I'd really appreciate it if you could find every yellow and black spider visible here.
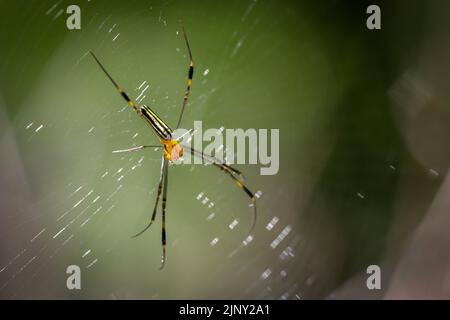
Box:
[90,26,257,269]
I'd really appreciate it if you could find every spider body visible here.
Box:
[137,104,184,161]
[90,26,257,269]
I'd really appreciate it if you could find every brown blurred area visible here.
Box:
[330,1,450,299]
[2,0,450,299]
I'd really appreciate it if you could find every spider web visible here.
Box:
[0,0,339,299]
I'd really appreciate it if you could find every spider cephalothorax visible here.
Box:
[162,139,184,162]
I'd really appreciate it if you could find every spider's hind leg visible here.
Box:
[184,146,257,236]
[159,160,169,270]
[132,157,166,238]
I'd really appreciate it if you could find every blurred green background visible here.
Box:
[1,0,449,299]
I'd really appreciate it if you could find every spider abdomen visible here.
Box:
[140,105,173,140]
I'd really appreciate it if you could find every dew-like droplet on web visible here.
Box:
[261,268,272,280]
[429,168,439,177]
[280,246,294,260]
[82,249,91,258]
[229,219,239,229]
[210,237,219,246]
[266,216,279,231]
[243,235,253,246]
[270,225,292,249]
[86,258,98,269]
[108,24,117,33]
[35,124,44,132]
[137,81,146,90]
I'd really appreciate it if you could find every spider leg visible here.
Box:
[184,146,257,235]
[185,145,245,180]
[175,25,194,129]
[112,145,162,154]
[89,51,140,113]
[132,156,166,238]
[159,160,169,270]
[177,129,243,178]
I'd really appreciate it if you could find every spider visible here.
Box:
[90,26,257,269]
